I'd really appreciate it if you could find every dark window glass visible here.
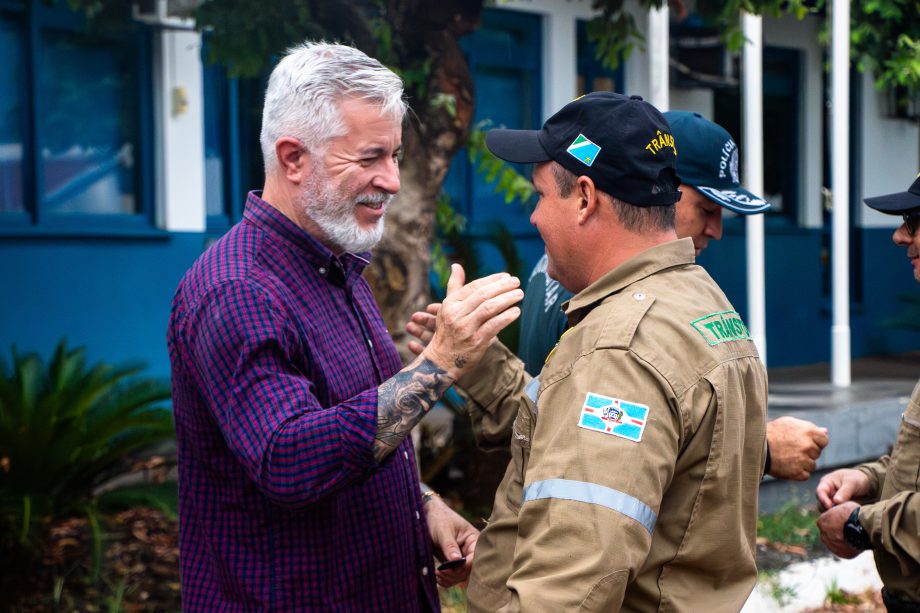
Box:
[203,60,228,217]
[577,19,624,95]
[38,29,139,215]
[0,14,24,213]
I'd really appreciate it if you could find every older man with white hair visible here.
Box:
[167,42,523,611]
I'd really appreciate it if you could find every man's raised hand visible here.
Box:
[420,264,522,380]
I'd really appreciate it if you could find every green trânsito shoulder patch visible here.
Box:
[691,310,752,346]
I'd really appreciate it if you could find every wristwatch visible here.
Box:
[843,507,871,551]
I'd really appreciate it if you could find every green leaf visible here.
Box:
[0,340,173,553]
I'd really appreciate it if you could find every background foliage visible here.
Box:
[0,341,172,562]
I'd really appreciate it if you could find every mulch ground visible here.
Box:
[4,508,180,612]
[2,509,890,612]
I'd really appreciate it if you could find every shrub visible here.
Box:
[0,340,173,557]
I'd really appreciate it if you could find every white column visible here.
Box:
[742,12,767,365]
[648,5,669,111]
[541,10,579,119]
[831,0,851,386]
[154,29,206,232]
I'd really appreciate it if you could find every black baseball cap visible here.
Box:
[664,111,770,215]
[864,174,920,214]
[485,92,681,207]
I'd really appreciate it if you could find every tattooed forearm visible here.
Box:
[373,358,454,462]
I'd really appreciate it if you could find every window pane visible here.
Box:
[203,59,227,218]
[0,15,25,214]
[38,29,139,215]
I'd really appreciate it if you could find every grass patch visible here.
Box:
[758,503,819,548]
[439,585,468,612]
[758,569,797,606]
[97,483,179,521]
[825,579,862,605]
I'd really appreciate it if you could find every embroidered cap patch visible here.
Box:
[566,134,601,167]
[578,392,649,443]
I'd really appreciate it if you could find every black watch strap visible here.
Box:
[843,507,871,551]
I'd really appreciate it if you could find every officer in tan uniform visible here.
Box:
[817,174,920,612]
[430,92,768,611]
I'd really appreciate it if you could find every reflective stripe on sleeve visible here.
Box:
[525,376,540,413]
[522,478,657,534]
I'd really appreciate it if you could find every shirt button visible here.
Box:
[633,292,646,301]
[318,267,327,275]
[403,450,409,460]
[421,566,429,576]
[415,510,420,520]
[368,339,374,348]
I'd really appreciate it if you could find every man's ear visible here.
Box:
[576,175,600,225]
[275,137,308,183]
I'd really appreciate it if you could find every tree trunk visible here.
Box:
[364,1,481,362]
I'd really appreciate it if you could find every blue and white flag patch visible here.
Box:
[578,392,649,443]
[566,134,601,167]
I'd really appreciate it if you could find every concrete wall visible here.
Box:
[858,71,920,228]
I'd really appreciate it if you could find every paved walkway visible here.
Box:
[761,352,919,512]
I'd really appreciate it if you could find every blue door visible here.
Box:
[442,8,544,277]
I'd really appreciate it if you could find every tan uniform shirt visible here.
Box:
[461,239,768,612]
[856,380,920,602]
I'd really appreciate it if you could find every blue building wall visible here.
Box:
[699,221,920,367]
[2,5,918,379]
[0,233,210,378]
[1,223,916,381]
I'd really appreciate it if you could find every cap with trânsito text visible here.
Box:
[864,174,920,214]
[664,111,770,215]
[485,92,682,207]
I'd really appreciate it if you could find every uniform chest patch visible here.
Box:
[691,310,752,346]
[577,392,649,443]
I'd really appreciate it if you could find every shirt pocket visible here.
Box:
[889,401,920,491]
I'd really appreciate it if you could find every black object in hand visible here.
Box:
[436,557,467,571]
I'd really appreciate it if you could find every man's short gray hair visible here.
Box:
[260,41,407,174]
[551,162,674,232]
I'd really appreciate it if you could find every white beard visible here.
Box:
[299,167,392,254]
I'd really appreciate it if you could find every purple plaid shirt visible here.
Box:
[167,192,439,612]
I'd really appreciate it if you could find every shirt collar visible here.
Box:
[242,191,372,288]
[564,238,696,324]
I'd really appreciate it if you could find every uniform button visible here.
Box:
[318,267,327,275]
[415,510,420,520]
[403,450,409,460]
[421,566,429,576]
[633,292,646,301]
[368,339,374,348]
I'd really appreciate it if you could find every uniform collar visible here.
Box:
[564,238,695,324]
[242,191,372,289]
